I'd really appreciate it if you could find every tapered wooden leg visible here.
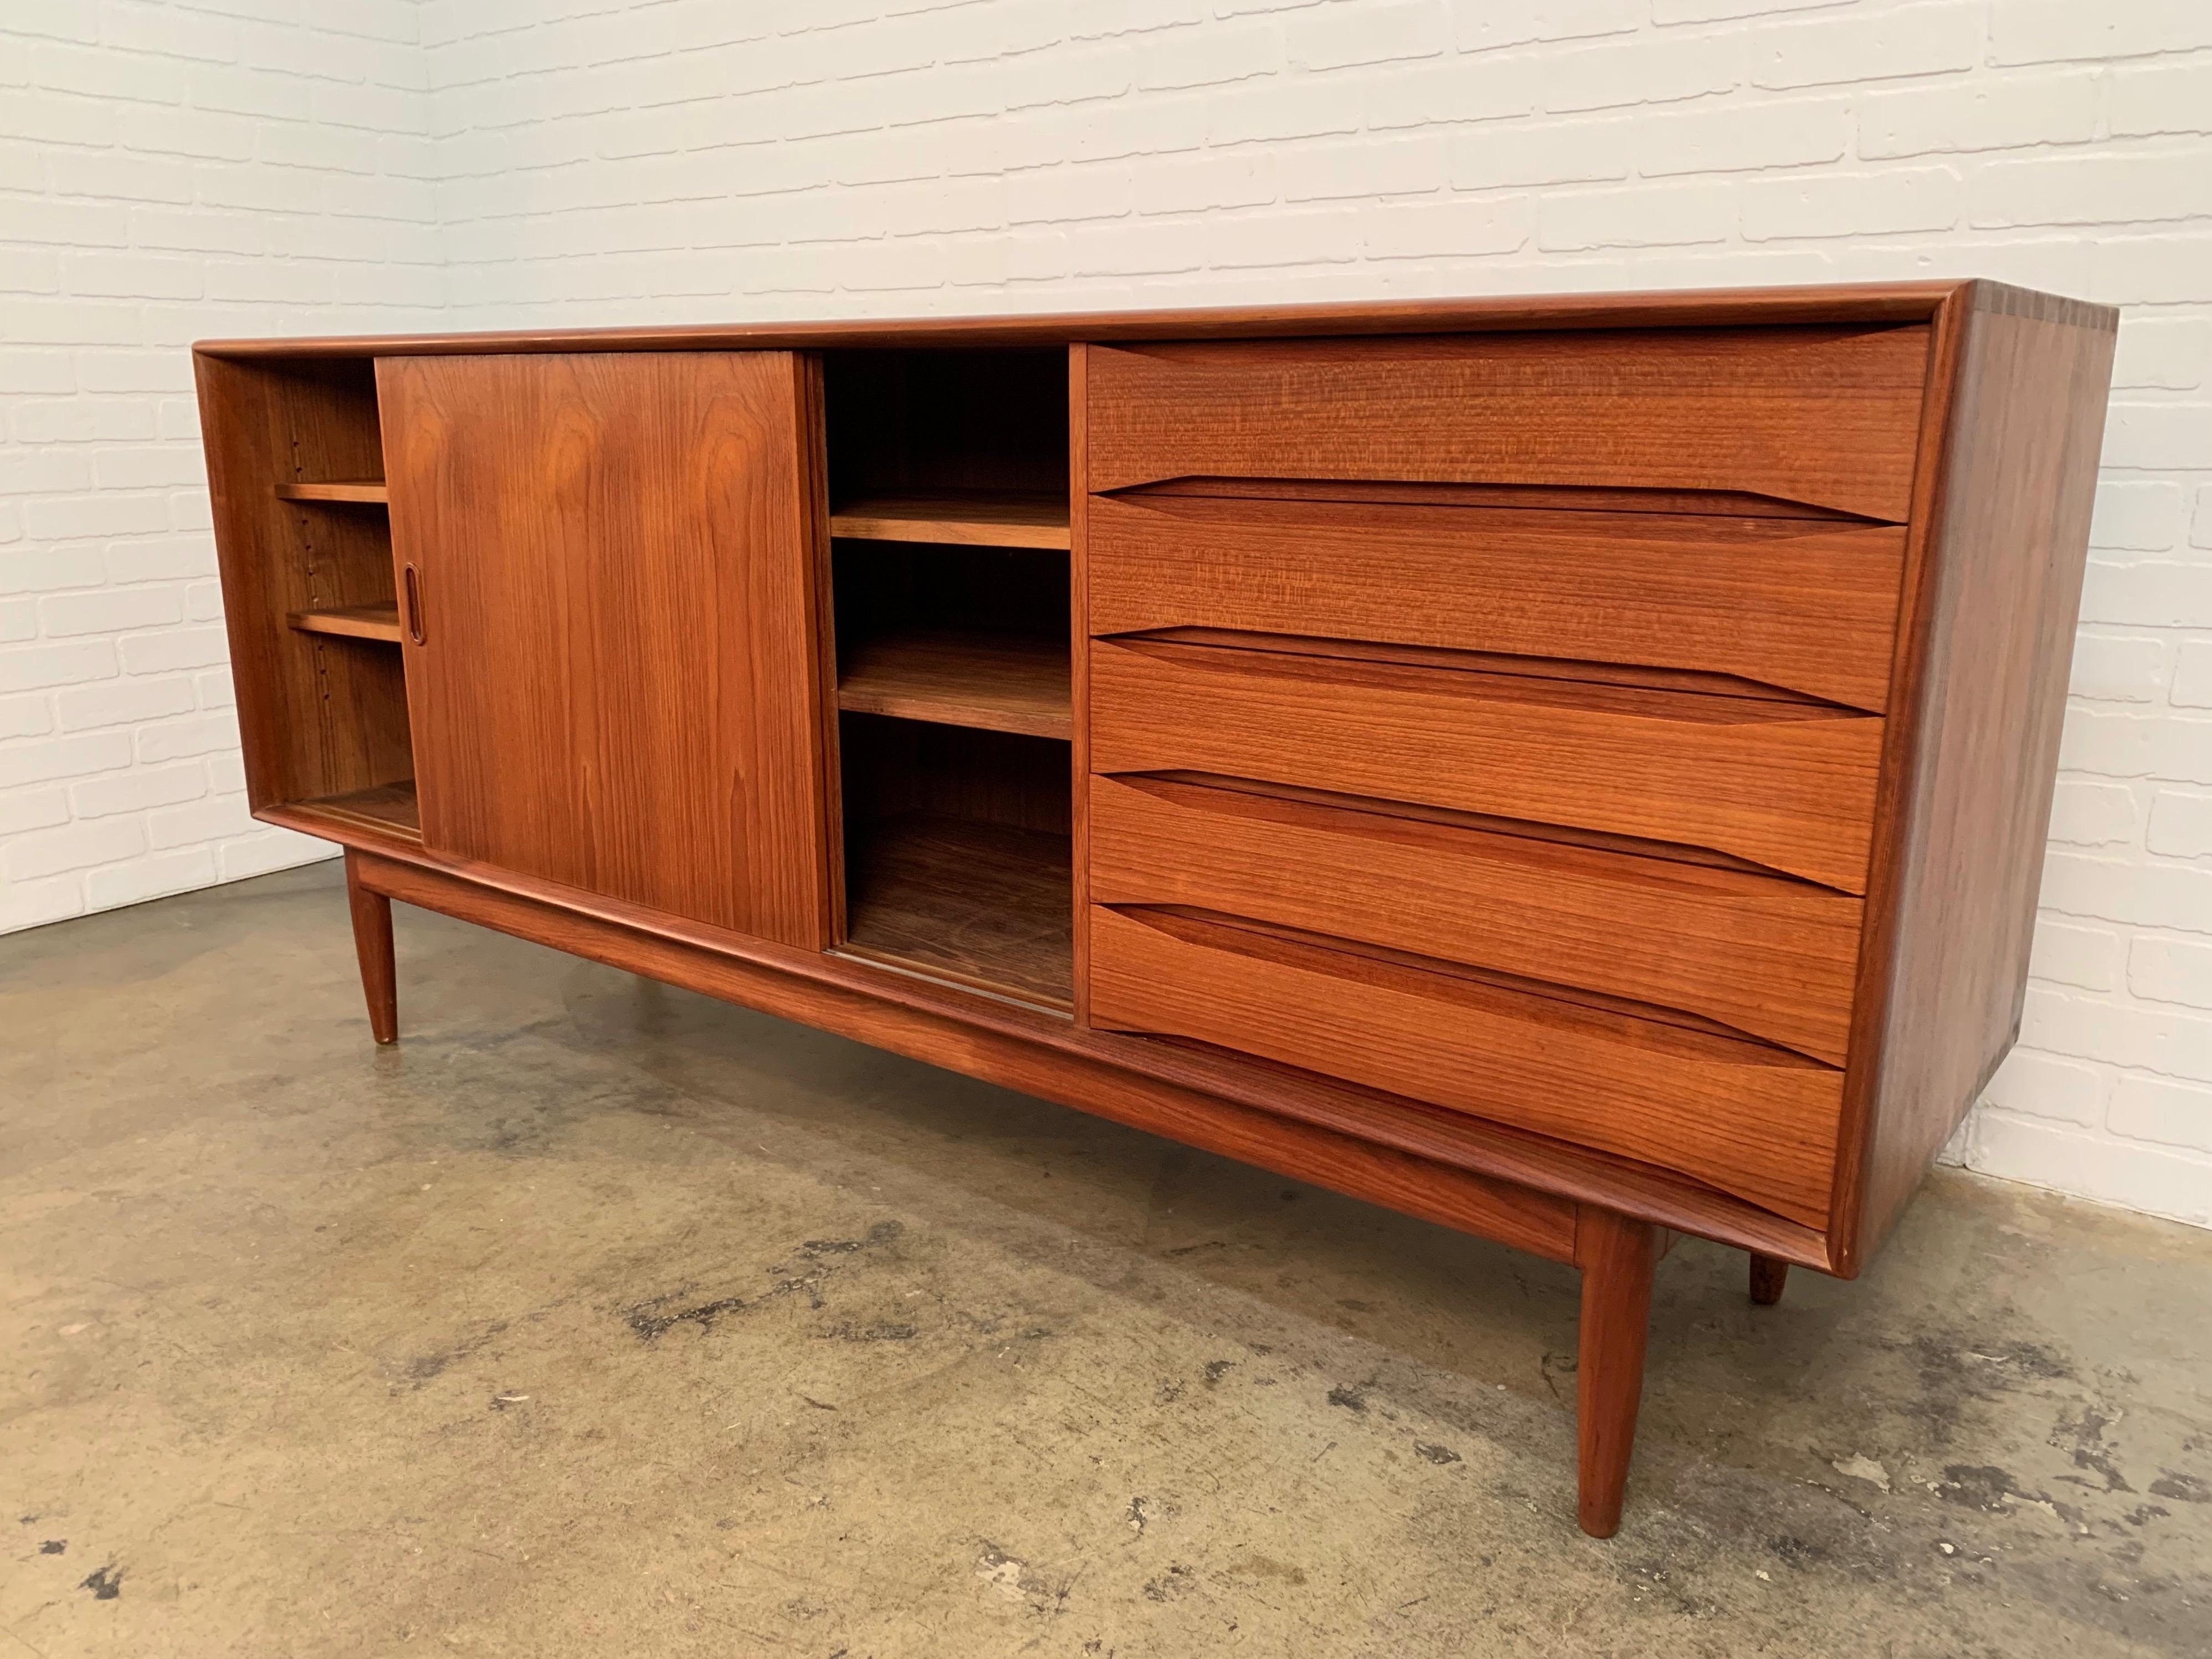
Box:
[1575,1206,1657,1538]
[345,850,398,1045]
[1748,1252,1789,1307]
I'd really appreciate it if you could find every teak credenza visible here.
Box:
[194,281,2116,1537]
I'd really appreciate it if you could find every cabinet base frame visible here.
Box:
[315,830,1829,1255]
[337,842,1811,1537]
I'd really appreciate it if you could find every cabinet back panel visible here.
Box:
[825,348,1069,501]
[839,715,1072,836]
[832,541,1069,648]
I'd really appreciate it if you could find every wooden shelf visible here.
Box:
[841,813,1072,1008]
[830,491,1070,550]
[838,629,1071,740]
[288,603,402,644]
[275,480,388,505]
[292,780,420,843]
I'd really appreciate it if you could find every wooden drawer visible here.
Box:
[1089,775,1863,1065]
[1088,639,1884,893]
[1086,493,1906,712]
[1090,905,1843,1227]
[1085,327,1932,521]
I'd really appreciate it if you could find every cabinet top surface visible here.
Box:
[193,278,2112,360]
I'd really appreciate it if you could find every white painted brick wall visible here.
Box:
[6,1,2211,1230]
[0,0,445,934]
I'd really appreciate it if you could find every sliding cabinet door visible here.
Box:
[377,352,833,948]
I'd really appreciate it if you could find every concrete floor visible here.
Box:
[3,863,2209,1658]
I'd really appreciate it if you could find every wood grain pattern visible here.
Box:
[1086,327,1932,521]
[1090,774,1862,1062]
[288,602,401,643]
[830,491,1070,549]
[377,350,833,946]
[1129,628,1840,710]
[352,846,1583,1264]
[345,848,398,1044]
[294,780,420,843]
[1133,475,1871,521]
[1089,904,1843,1226]
[1087,493,1906,711]
[197,279,1999,360]
[1090,637,1884,893]
[275,480,388,504]
[841,813,1073,1008]
[1833,283,2119,1269]
[194,353,414,814]
[837,629,1072,739]
[1576,1208,1658,1538]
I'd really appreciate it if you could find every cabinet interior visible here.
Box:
[215,343,1078,1004]
[824,347,1074,1009]
[212,354,417,841]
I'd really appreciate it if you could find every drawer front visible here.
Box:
[1089,639,1885,893]
[1090,905,1843,1227]
[1087,494,1906,712]
[1090,775,1863,1065]
[1085,327,1931,521]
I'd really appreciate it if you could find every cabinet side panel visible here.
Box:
[199,351,302,811]
[1845,287,2117,1266]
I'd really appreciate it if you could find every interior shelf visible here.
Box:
[288,603,401,643]
[293,780,420,843]
[841,813,1073,1008]
[825,347,1074,1008]
[838,629,1072,740]
[275,480,388,504]
[830,491,1070,550]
